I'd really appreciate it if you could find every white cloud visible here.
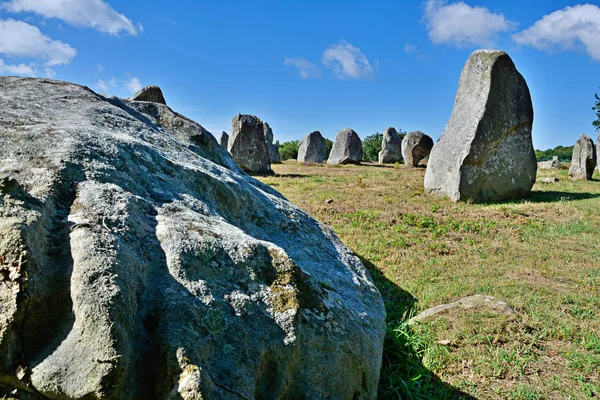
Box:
[404,43,418,53]
[3,0,142,36]
[126,77,142,93]
[321,40,375,80]
[423,0,516,47]
[0,18,76,66]
[513,4,600,61]
[0,59,35,75]
[43,67,56,78]
[283,57,320,79]
[95,79,108,91]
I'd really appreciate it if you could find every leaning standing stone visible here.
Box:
[263,122,281,164]
[327,128,363,165]
[128,85,167,105]
[402,131,434,167]
[424,50,537,202]
[228,114,271,173]
[298,131,327,163]
[219,131,229,148]
[378,127,402,164]
[569,134,597,180]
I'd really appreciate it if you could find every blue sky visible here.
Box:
[1,0,599,150]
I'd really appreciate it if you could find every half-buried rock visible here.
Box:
[0,77,386,400]
[263,122,282,164]
[402,131,433,167]
[424,50,536,202]
[228,114,272,173]
[378,127,402,164]
[129,84,167,105]
[298,131,327,163]
[568,134,597,180]
[327,128,363,165]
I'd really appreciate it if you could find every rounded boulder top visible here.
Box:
[128,85,167,105]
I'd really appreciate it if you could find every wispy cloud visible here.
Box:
[423,0,516,47]
[94,79,108,91]
[283,57,320,79]
[0,59,35,75]
[126,77,142,93]
[513,4,600,62]
[2,0,142,36]
[321,40,375,80]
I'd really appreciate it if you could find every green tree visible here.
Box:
[362,133,383,162]
[279,140,299,161]
[325,138,333,159]
[593,88,600,132]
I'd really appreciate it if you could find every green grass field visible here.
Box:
[258,162,600,400]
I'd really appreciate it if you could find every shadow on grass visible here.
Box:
[527,190,600,203]
[358,256,478,400]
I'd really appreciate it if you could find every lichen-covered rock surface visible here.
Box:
[0,77,386,400]
[424,50,537,202]
[228,114,272,174]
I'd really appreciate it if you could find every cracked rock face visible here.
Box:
[424,50,537,202]
[568,134,597,180]
[378,127,402,164]
[228,114,272,174]
[327,128,363,165]
[0,77,386,399]
[297,131,327,163]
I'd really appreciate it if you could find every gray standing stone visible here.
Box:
[424,50,537,202]
[378,127,402,164]
[402,131,434,167]
[228,114,272,173]
[219,131,229,148]
[539,156,560,170]
[263,122,281,164]
[298,131,327,163]
[569,134,597,180]
[327,128,363,165]
[0,77,386,400]
[597,133,600,174]
[128,85,166,105]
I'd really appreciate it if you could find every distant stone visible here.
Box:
[408,295,514,324]
[228,114,271,173]
[263,122,281,164]
[298,131,327,163]
[539,177,558,183]
[327,128,363,165]
[128,85,166,105]
[569,134,597,180]
[219,131,229,148]
[539,156,560,170]
[378,127,402,164]
[424,50,537,202]
[402,131,434,167]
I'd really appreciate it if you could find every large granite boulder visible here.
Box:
[327,128,363,165]
[263,122,281,164]
[219,131,229,148]
[228,114,272,173]
[129,85,167,105]
[0,77,386,400]
[569,134,597,180]
[402,131,434,167]
[378,127,402,164]
[298,131,327,163]
[424,50,537,202]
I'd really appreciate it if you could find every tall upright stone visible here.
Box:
[327,128,363,165]
[424,50,536,202]
[128,85,166,105]
[402,131,434,167]
[228,114,271,173]
[378,127,402,164]
[569,134,597,180]
[597,133,600,174]
[219,131,229,148]
[263,122,281,164]
[298,131,327,163]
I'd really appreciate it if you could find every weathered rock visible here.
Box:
[378,127,402,164]
[327,128,363,165]
[263,122,281,164]
[219,131,229,148]
[297,131,327,163]
[538,177,559,183]
[569,134,597,180]
[408,295,514,324]
[598,134,600,174]
[228,114,272,173]
[424,50,537,202]
[0,77,386,400]
[128,85,167,105]
[539,156,561,170]
[401,131,433,167]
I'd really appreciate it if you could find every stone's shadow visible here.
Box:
[357,255,479,400]
[527,190,600,204]
[271,173,315,179]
